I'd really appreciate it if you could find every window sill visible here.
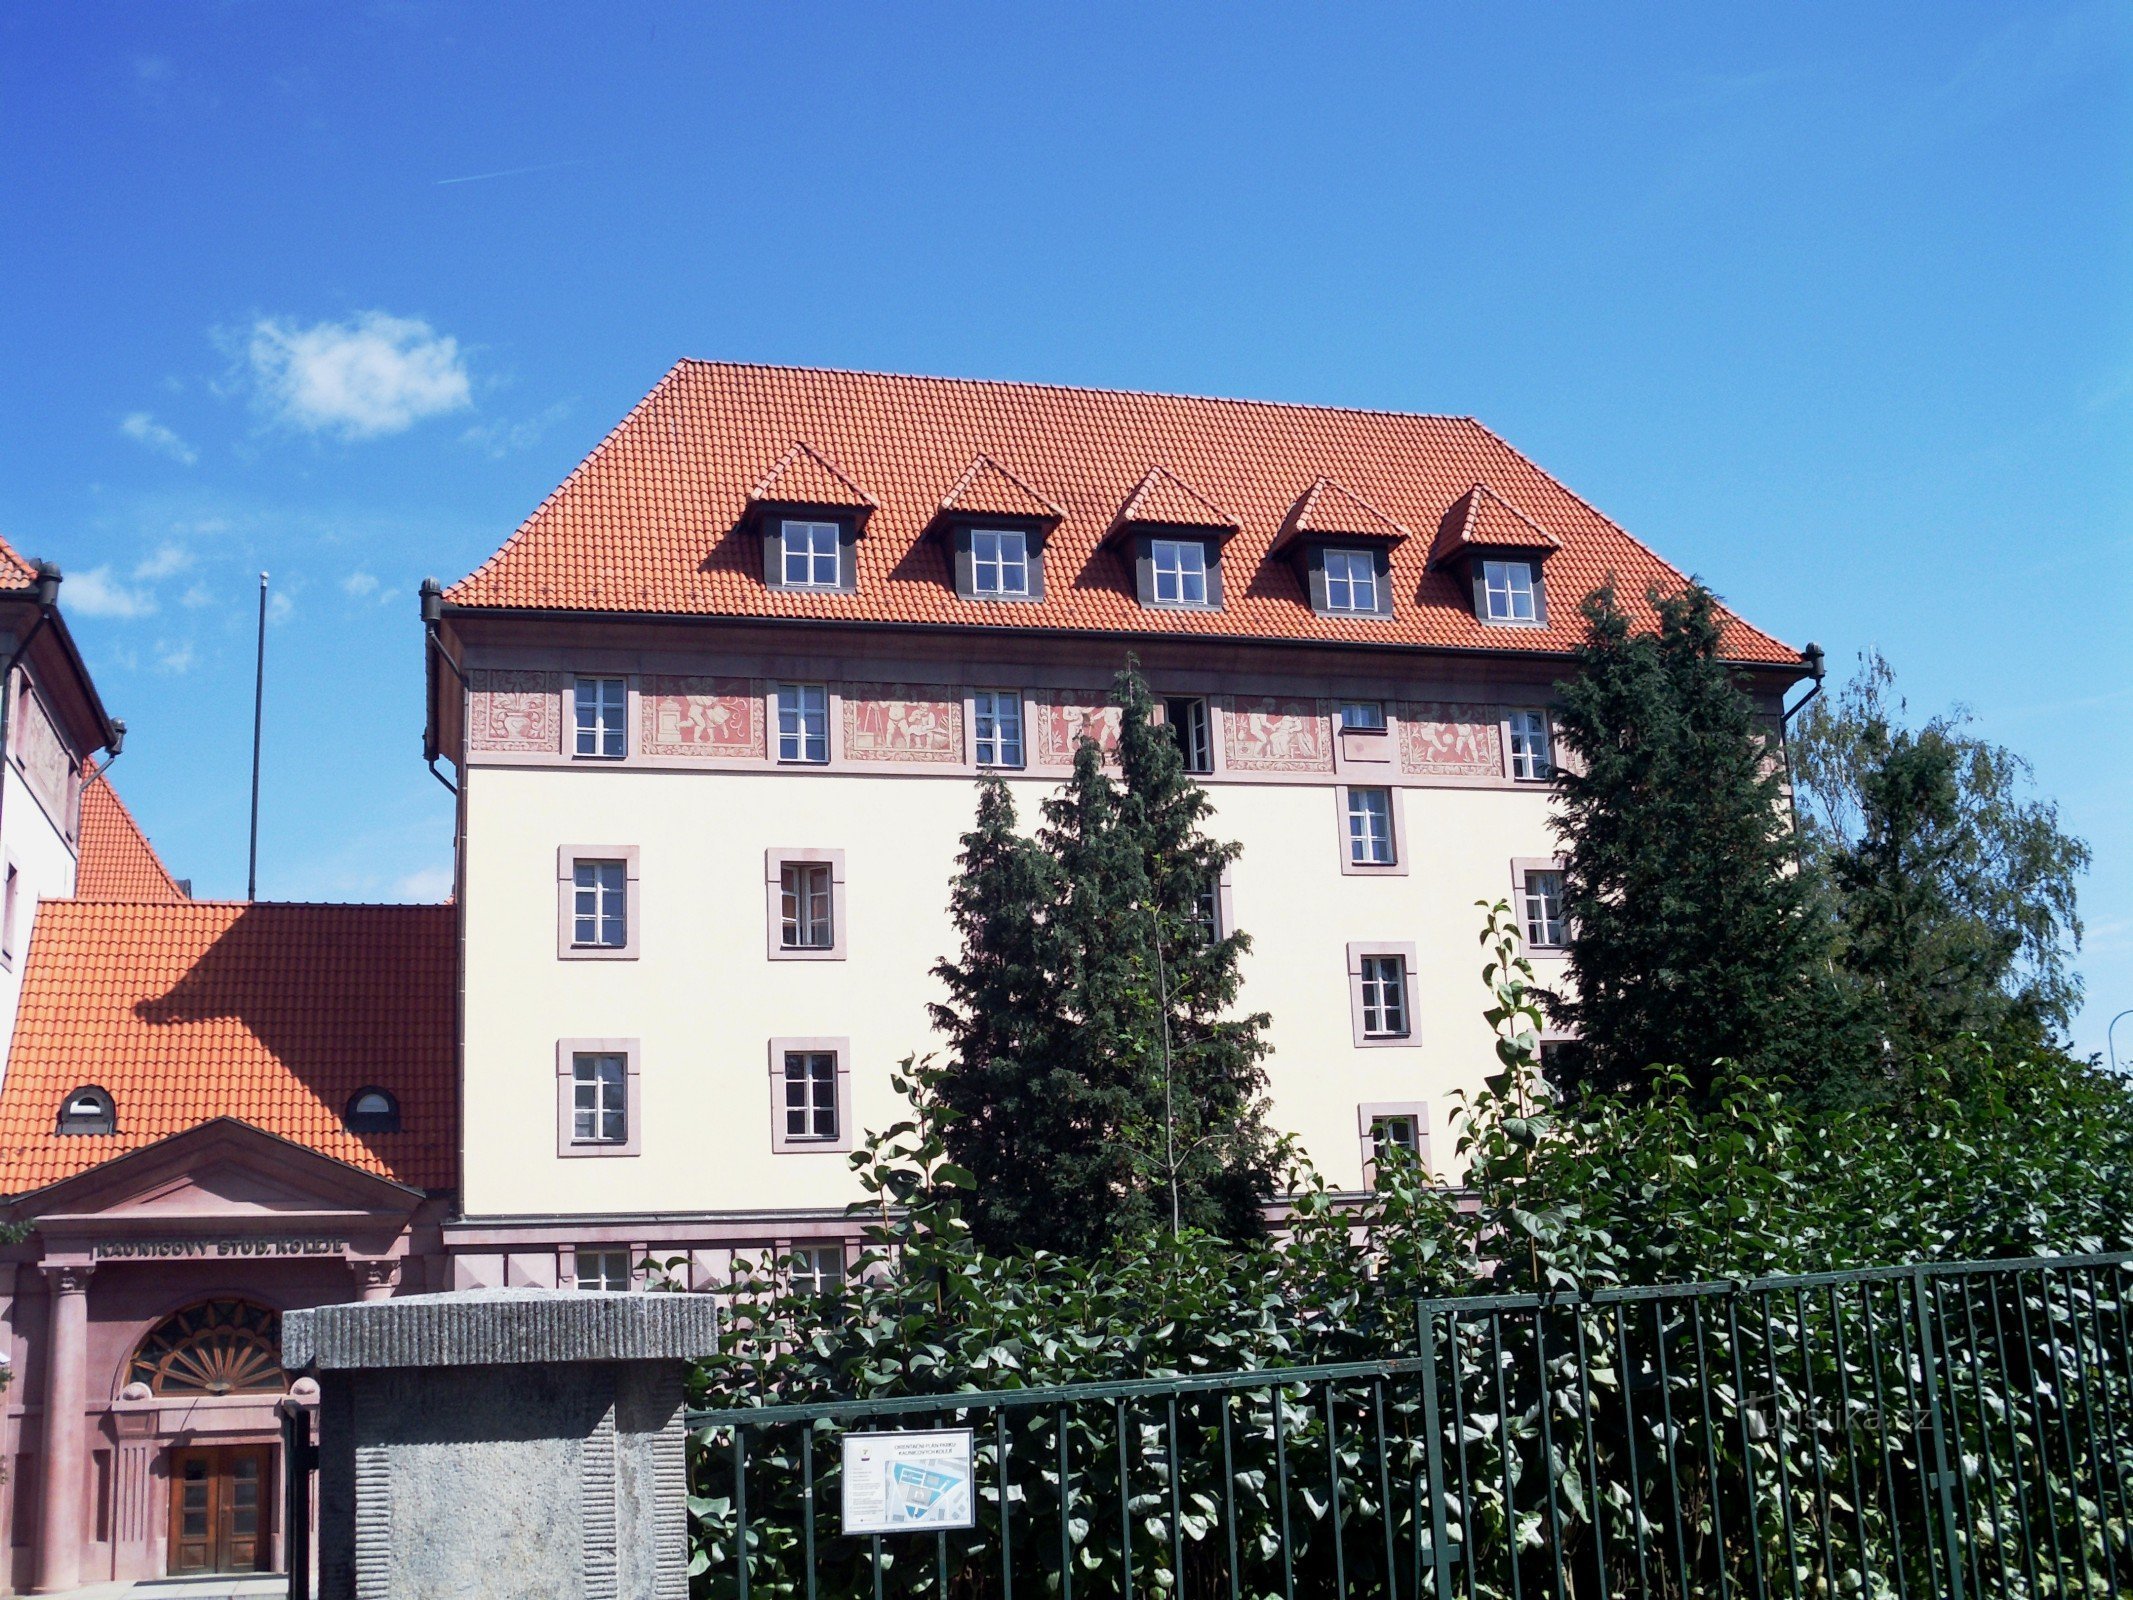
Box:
[1478,616,1549,630]
[769,943,846,962]
[559,1142,640,1159]
[561,944,639,962]
[1356,1032,1421,1049]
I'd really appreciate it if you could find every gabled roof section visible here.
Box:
[0,900,456,1195]
[938,454,1064,524]
[1111,465,1239,537]
[1430,483,1564,567]
[442,362,1802,664]
[0,532,41,589]
[76,766,184,902]
[1272,476,1412,555]
[749,441,877,513]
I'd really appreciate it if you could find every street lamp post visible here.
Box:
[2108,1008,2133,1078]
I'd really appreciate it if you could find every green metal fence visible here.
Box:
[686,1251,2133,1599]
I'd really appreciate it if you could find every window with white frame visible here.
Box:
[776,683,830,763]
[1337,700,1386,733]
[572,860,628,949]
[1508,710,1554,781]
[576,1249,632,1293]
[783,1051,840,1143]
[788,1245,846,1296]
[574,677,627,759]
[973,690,1024,767]
[780,862,835,951]
[571,1053,629,1146]
[1480,560,1539,624]
[1358,954,1411,1039]
[970,528,1030,598]
[780,519,843,589]
[1189,878,1222,945]
[1322,548,1380,614]
[1149,539,1209,605]
[1370,1113,1421,1164]
[1522,869,1567,949]
[1163,696,1212,773]
[1346,787,1395,866]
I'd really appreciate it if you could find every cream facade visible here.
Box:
[441,626,1603,1276]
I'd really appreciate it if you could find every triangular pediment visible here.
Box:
[7,1117,424,1227]
[748,441,877,512]
[1429,483,1561,567]
[937,454,1063,523]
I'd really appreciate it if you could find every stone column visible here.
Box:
[284,1288,718,1600]
[32,1261,93,1595]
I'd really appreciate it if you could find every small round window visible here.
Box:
[344,1087,399,1134]
[57,1085,115,1136]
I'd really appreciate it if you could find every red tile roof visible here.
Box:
[1430,482,1564,567]
[1112,464,1240,535]
[0,533,38,589]
[0,901,457,1194]
[750,441,876,511]
[445,362,1800,665]
[939,454,1064,523]
[1275,476,1412,554]
[76,768,185,903]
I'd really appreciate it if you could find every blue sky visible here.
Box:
[2,4,2128,1059]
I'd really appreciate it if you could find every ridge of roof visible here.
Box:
[0,532,40,588]
[750,440,878,509]
[938,454,1064,522]
[671,356,1480,427]
[1113,465,1239,532]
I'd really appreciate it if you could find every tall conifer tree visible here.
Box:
[931,666,1278,1253]
[1547,583,1839,1099]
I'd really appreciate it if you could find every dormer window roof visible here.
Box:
[933,455,1063,603]
[1272,478,1411,620]
[1270,477,1412,554]
[751,443,875,595]
[1427,482,1561,568]
[1102,467,1238,611]
[748,441,877,522]
[938,454,1063,525]
[1105,466,1239,545]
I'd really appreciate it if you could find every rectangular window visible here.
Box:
[1359,955,1410,1038]
[1370,1114,1420,1163]
[1522,869,1567,949]
[776,684,830,763]
[783,1051,840,1143]
[1481,560,1539,623]
[1322,548,1380,614]
[573,677,627,759]
[1189,878,1222,945]
[1337,700,1386,733]
[571,1053,629,1145]
[969,528,1030,597]
[780,519,843,589]
[572,861,628,948]
[788,1245,846,1297]
[1163,696,1212,773]
[1149,539,1209,606]
[780,862,835,950]
[576,1249,632,1293]
[1508,710,1554,780]
[1346,787,1395,865]
[972,690,1024,768]
[1,862,18,965]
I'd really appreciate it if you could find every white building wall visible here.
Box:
[0,713,80,1079]
[457,762,1566,1219]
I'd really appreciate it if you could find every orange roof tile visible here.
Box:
[76,768,184,903]
[445,362,1801,665]
[1430,482,1564,566]
[750,441,877,511]
[1112,464,1240,534]
[0,901,456,1194]
[0,533,39,589]
[1272,476,1412,555]
[938,454,1064,523]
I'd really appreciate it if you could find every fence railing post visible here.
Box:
[1417,1304,1454,1600]
[1911,1267,1968,1600]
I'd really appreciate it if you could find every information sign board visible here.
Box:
[840,1429,976,1535]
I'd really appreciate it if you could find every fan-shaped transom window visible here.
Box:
[129,1300,284,1396]
[344,1087,400,1134]
[57,1084,115,1136]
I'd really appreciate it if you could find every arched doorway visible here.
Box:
[128,1299,284,1575]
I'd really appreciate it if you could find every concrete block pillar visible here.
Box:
[283,1288,718,1600]
[32,1261,93,1595]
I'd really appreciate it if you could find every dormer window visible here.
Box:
[345,1087,401,1134]
[1321,549,1380,614]
[779,519,843,589]
[1149,539,1210,606]
[1480,559,1542,625]
[58,1084,115,1136]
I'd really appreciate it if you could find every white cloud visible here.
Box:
[120,411,197,465]
[134,543,193,580]
[180,581,216,609]
[341,571,379,598]
[65,566,158,619]
[461,400,570,459]
[246,311,472,440]
[266,590,294,624]
[393,865,454,902]
[154,640,197,676]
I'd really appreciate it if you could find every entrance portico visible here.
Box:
[1,1119,444,1593]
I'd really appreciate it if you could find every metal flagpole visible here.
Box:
[247,572,267,901]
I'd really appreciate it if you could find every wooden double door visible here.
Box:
[168,1444,272,1575]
